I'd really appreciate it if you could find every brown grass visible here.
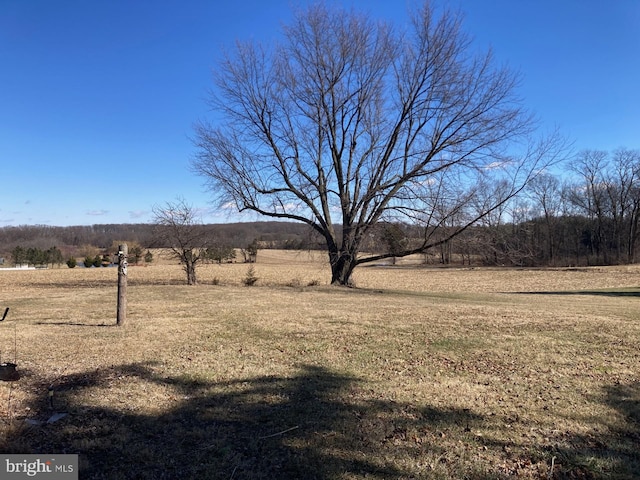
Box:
[0,252,639,479]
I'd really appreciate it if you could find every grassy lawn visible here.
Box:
[0,254,639,479]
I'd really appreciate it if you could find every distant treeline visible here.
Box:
[420,215,640,268]
[0,222,325,261]
[1,213,640,269]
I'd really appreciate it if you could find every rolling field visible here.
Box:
[0,251,639,479]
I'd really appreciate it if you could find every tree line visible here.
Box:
[0,222,320,251]
[0,222,321,264]
[3,148,640,272]
[487,148,640,267]
[377,148,640,267]
[8,245,64,268]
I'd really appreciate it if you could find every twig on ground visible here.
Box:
[548,455,556,479]
[258,425,299,439]
[229,465,238,480]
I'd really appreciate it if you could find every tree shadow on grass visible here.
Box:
[543,381,640,479]
[4,363,640,479]
[512,289,640,298]
[1,362,487,479]
[33,322,114,327]
[599,382,640,473]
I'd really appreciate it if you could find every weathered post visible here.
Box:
[117,244,128,326]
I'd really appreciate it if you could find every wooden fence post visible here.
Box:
[117,244,128,326]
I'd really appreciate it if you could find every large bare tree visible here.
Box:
[192,2,566,285]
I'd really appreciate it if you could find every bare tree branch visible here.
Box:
[192,2,569,285]
[152,197,210,285]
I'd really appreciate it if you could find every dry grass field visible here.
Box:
[0,250,638,479]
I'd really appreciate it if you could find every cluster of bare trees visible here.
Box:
[531,148,640,265]
[151,198,261,285]
[567,149,640,263]
[397,148,640,267]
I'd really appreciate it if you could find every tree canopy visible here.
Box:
[192,2,566,285]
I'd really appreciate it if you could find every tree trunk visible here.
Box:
[329,250,357,286]
[628,206,640,263]
[185,262,197,285]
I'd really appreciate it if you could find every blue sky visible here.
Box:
[1,1,638,227]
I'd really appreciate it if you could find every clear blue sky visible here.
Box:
[1,0,638,227]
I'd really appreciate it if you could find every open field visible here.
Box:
[0,251,639,479]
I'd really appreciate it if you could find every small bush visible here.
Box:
[83,256,94,268]
[92,256,102,268]
[66,257,77,269]
[242,266,259,286]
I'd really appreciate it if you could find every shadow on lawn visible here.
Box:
[2,363,481,479]
[549,381,640,479]
[514,289,640,298]
[34,322,114,327]
[4,364,639,479]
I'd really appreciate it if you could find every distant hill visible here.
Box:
[0,222,325,259]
